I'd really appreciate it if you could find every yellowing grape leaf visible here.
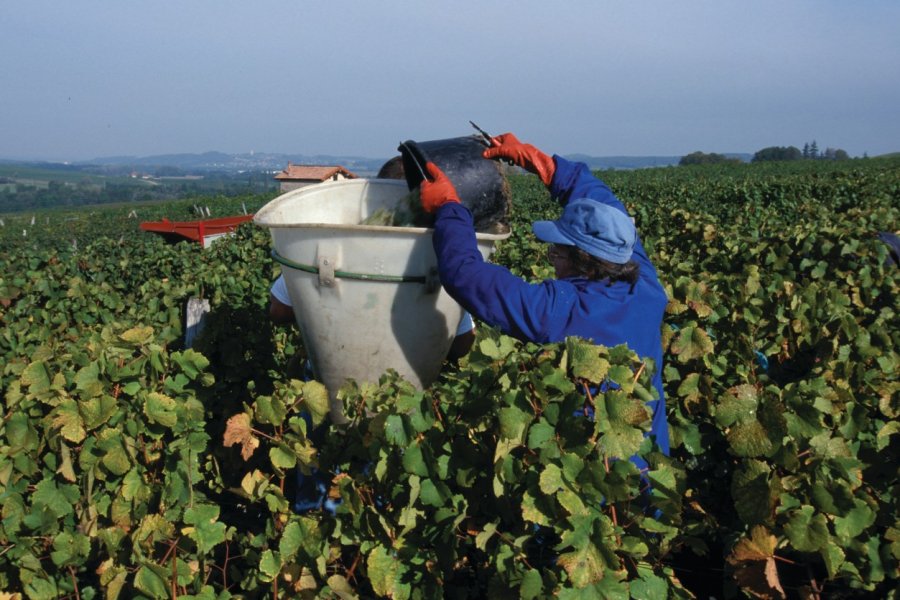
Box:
[223,412,259,460]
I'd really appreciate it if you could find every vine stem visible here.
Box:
[806,563,822,600]
[68,566,81,600]
[632,361,646,383]
[161,537,181,564]
[603,455,620,533]
[221,540,231,590]
[581,381,595,419]
[250,428,280,443]
[171,540,178,600]
[432,397,445,425]
[187,449,194,509]
[346,551,362,582]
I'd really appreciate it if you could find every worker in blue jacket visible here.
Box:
[418,132,670,469]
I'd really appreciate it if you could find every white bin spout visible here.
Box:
[254,179,509,423]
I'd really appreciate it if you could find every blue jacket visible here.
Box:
[433,156,670,459]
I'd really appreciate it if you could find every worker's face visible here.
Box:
[548,244,576,278]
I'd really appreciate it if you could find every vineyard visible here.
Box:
[0,157,898,598]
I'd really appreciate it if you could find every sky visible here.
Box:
[2,1,899,161]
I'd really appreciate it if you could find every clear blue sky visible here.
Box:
[3,1,899,161]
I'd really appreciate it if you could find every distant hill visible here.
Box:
[564,154,681,170]
[2,150,757,180]
[80,151,756,175]
[82,151,389,176]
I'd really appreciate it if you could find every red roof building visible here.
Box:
[274,163,358,192]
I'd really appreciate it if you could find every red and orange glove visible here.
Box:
[419,162,461,214]
[482,132,555,187]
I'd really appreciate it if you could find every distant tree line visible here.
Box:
[679,152,743,166]
[752,141,849,162]
[680,141,852,166]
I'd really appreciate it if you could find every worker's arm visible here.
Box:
[420,161,576,343]
[269,295,295,325]
[269,275,296,325]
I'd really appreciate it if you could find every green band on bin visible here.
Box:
[271,249,429,284]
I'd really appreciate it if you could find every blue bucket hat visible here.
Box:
[532,198,636,264]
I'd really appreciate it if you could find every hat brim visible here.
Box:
[532,220,575,246]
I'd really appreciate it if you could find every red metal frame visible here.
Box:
[139,215,254,248]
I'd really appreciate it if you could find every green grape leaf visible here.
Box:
[479,337,503,359]
[876,420,900,451]
[278,521,304,562]
[669,326,714,362]
[172,348,209,379]
[784,505,829,553]
[134,563,169,599]
[301,380,329,426]
[539,463,565,495]
[732,460,774,525]
[384,414,409,446]
[475,521,498,551]
[597,391,648,459]
[74,362,103,398]
[833,499,875,542]
[81,395,118,430]
[629,564,670,600]
[402,443,428,477]
[144,392,178,428]
[520,568,544,599]
[121,468,149,502]
[619,536,649,559]
[270,444,296,470]
[677,372,703,406]
[727,421,775,457]
[557,543,604,588]
[367,545,400,598]
[521,490,552,527]
[820,541,846,579]
[101,439,131,476]
[51,531,90,567]
[120,326,154,344]
[527,419,556,449]
[183,503,226,553]
[255,395,287,426]
[566,338,610,383]
[715,384,758,428]
[21,360,51,394]
[420,478,448,507]
[499,405,532,443]
[258,549,281,582]
[32,479,76,518]
[52,399,86,443]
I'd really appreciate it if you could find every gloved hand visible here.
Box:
[419,162,461,214]
[482,133,555,186]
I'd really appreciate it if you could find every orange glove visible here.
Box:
[482,133,555,186]
[419,162,461,214]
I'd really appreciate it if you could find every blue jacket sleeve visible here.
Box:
[433,203,578,343]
